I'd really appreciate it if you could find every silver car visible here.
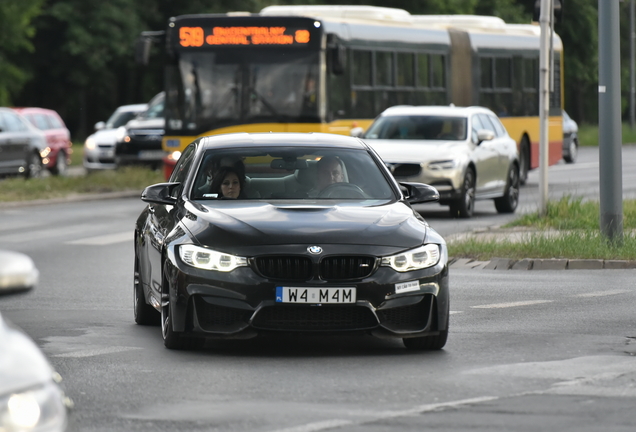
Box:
[361,105,520,218]
[83,103,148,171]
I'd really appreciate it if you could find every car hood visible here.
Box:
[88,128,119,145]
[0,312,55,395]
[182,200,428,252]
[363,138,468,163]
[125,118,164,131]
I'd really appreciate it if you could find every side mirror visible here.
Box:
[141,182,180,205]
[350,127,364,138]
[94,121,105,131]
[0,250,39,297]
[400,182,440,204]
[477,129,495,144]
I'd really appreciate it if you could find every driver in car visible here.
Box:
[307,155,346,197]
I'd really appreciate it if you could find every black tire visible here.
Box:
[50,151,67,176]
[133,252,159,325]
[519,137,530,185]
[449,168,475,218]
[403,330,448,350]
[161,269,203,350]
[25,152,43,179]
[494,163,520,213]
[563,137,578,164]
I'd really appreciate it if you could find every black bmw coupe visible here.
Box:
[134,132,449,350]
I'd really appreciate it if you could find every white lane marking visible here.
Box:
[67,231,131,245]
[0,223,98,243]
[471,300,552,309]
[267,396,499,432]
[449,310,463,314]
[51,346,142,358]
[574,289,630,298]
[273,420,353,432]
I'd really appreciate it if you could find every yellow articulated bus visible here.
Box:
[135,5,564,181]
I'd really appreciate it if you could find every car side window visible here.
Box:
[489,114,507,137]
[471,114,484,143]
[478,114,497,135]
[170,143,197,185]
[34,114,51,130]
[4,112,27,132]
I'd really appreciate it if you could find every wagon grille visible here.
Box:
[252,305,378,331]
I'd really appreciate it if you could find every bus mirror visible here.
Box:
[135,31,166,65]
[330,44,346,75]
[135,37,153,65]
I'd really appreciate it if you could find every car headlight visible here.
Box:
[427,160,457,170]
[179,245,248,272]
[84,137,96,150]
[381,244,440,272]
[0,381,68,432]
[114,126,127,142]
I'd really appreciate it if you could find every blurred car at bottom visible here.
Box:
[361,105,520,218]
[115,92,165,170]
[134,132,449,351]
[562,110,579,164]
[83,103,148,172]
[0,107,47,179]
[12,107,72,176]
[0,250,70,431]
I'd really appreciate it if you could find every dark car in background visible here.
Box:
[0,107,46,178]
[12,107,72,176]
[134,132,449,351]
[115,92,165,170]
[83,103,148,172]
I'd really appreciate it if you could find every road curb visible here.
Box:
[449,256,636,270]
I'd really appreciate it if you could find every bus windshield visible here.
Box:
[166,50,319,135]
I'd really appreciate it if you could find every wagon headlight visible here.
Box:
[179,245,247,272]
[0,382,68,431]
[84,137,96,150]
[381,244,440,272]
[427,160,457,170]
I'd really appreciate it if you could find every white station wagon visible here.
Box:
[361,105,520,218]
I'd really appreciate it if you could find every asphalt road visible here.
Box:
[1,146,635,431]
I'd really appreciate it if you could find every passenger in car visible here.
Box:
[210,166,246,199]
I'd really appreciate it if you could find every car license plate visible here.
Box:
[138,150,165,160]
[99,150,114,158]
[275,286,356,304]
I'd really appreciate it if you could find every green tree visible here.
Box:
[0,0,44,105]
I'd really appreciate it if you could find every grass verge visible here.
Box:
[0,167,163,202]
[448,196,636,261]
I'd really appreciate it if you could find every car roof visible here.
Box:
[116,103,148,112]
[11,107,60,116]
[198,132,370,150]
[378,105,496,117]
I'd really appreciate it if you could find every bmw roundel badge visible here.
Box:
[307,245,323,255]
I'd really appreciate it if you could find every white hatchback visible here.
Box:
[361,105,520,218]
[83,103,148,171]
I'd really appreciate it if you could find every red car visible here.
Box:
[13,107,72,175]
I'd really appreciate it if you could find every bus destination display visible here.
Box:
[179,26,312,47]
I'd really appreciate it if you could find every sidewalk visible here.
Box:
[447,226,636,270]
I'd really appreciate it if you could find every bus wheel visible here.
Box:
[519,137,530,185]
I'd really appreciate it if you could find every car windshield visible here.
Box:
[191,147,396,202]
[105,110,143,129]
[364,115,468,141]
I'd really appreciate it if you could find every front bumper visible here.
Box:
[163,254,450,340]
